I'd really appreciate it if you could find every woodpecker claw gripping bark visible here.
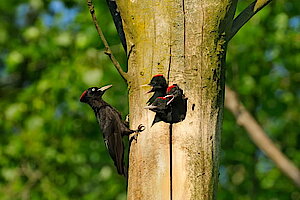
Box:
[129,124,145,141]
[137,124,146,132]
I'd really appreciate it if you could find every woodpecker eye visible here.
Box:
[91,88,96,92]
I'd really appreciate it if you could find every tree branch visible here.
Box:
[86,0,128,81]
[225,85,300,188]
[106,0,127,52]
[227,0,272,42]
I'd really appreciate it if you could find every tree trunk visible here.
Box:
[117,1,237,199]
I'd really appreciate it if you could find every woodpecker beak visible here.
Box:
[140,84,154,94]
[165,95,175,105]
[140,84,150,87]
[98,84,112,92]
[144,105,157,109]
[146,87,154,94]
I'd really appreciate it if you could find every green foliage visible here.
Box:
[220,0,300,199]
[0,0,299,199]
[0,0,128,199]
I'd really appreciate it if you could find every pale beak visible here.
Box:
[98,84,113,91]
[140,84,150,87]
[165,95,175,105]
[140,84,153,94]
[144,105,157,109]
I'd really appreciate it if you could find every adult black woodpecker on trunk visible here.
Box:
[144,74,168,105]
[80,85,144,177]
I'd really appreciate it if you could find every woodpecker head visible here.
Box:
[80,85,112,103]
[141,74,168,93]
[166,84,184,104]
[166,84,178,94]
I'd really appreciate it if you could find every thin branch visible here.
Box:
[225,85,300,188]
[227,0,272,41]
[86,0,128,81]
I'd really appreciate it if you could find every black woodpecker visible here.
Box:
[80,85,144,176]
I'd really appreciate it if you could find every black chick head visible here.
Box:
[144,74,168,105]
[148,74,168,92]
[166,84,183,97]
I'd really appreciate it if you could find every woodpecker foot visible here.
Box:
[129,124,145,141]
[137,124,145,132]
[130,132,139,141]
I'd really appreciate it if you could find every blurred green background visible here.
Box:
[0,0,299,199]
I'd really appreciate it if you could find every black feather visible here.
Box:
[80,86,143,176]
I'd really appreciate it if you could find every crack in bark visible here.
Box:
[182,0,186,64]
[167,44,172,84]
[200,2,204,71]
[169,124,173,200]
[168,14,173,200]
[153,10,156,76]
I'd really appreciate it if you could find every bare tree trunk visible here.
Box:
[116,1,237,199]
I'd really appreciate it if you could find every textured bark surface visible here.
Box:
[117,1,237,199]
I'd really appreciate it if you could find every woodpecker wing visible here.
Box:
[99,107,126,176]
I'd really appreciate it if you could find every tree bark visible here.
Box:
[117,1,237,199]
